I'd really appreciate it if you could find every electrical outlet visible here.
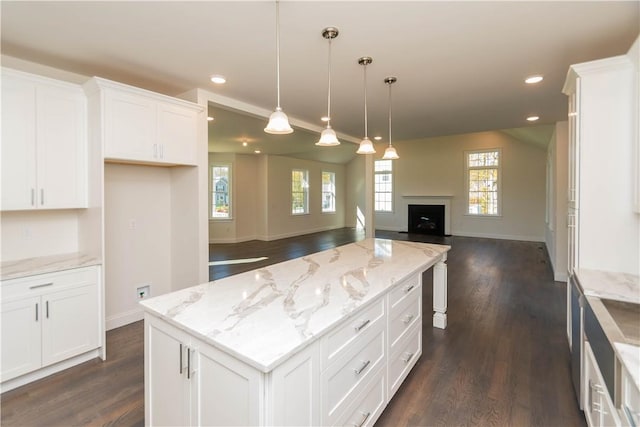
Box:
[136,284,151,300]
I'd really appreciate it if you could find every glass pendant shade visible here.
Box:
[356,137,376,154]
[265,107,293,134]
[265,0,293,135]
[316,125,340,146]
[382,145,399,160]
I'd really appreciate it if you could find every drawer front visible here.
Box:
[1,266,99,301]
[322,297,385,367]
[388,287,421,350]
[622,363,640,426]
[335,366,386,427]
[388,273,421,312]
[388,323,421,399]
[322,327,385,425]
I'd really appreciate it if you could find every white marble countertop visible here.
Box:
[615,342,640,392]
[141,238,450,373]
[576,269,640,304]
[1,252,102,281]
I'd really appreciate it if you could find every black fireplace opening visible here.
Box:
[408,204,445,236]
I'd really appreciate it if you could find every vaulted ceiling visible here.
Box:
[2,1,638,163]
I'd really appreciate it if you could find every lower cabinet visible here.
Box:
[144,273,424,426]
[0,266,102,389]
[583,341,620,427]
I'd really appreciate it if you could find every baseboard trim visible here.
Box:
[374,227,544,243]
[210,225,346,244]
[106,308,143,331]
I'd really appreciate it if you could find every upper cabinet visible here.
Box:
[563,55,639,275]
[1,68,87,211]
[84,77,202,166]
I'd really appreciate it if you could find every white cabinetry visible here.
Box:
[145,272,424,427]
[86,77,200,166]
[583,342,620,427]
[563,55,638,276]
[621,360,640,426]
[1,68,87,211]
[0,266,102,391]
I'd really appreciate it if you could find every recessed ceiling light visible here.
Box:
[254,150,261,154]
[207,116,214,121]
[321,116,330,122]
[525,75,544,84]
[242,142,248,147]
[210,75,226,84]
[527,115,540,121]
[373,136,382,141]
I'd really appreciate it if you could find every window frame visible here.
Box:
[465,148,502,217]
[291,169,309,215]
[374,159,394,213]
[210,163,232,220]
[321,171,336,213]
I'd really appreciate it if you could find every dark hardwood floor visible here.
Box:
[1,229,585,427]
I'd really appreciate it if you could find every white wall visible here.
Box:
[208,153,346,242]
[372,130,547,241]
[104,163,172,329]
[545,122,569,282]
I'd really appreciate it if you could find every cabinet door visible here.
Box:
[104,89,156,162]
[41,284,99,366]
[37,84,87,209]
[157,102,198,165]
[1,72,37,210]
[145,316,190,427]
[192,338,262,426]
[1,296,42,381]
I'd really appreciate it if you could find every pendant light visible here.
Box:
[356,57,376,154]
[382,76,399,160]
[264,0,293,134]
[316,27,340,146]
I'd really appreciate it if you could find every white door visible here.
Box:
[1,296,42,381]
[192,339,262,426]
[1,72,37,210]
[145,317,190,427]
[41,284,99,366]
[157,102,197,165]
[37,84,87,209]
[104,90,156,162]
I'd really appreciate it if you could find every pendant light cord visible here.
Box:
[275,0,281,109]
[388,81,392,147]
[363,63,368,138]
[327,35,332,126]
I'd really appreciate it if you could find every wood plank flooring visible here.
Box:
[1,229,585,426]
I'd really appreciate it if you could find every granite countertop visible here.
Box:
[578,269,640,393]
[1,252,102,281]
[141,238,450,373]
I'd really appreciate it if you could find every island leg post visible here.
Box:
[433,255,448,329]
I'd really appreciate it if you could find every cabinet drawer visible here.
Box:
[335,366,385,427]
[321,327,385,426]
[388,323,421,399]
[388,286,421,350]
[322,297,385,367]
[1,266,98,301]
[621,362,639,427]
[388,273,421,311]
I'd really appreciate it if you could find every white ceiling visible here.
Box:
[2,1,638,164]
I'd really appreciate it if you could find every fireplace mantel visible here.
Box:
[402,196,452,235]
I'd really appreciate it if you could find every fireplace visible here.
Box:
[408,204,445,236]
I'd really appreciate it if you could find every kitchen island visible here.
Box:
[140,238,450,426]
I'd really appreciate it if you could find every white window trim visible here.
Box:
[321,171,336,214]
[464,148,502,217]
[210,163,233,220]
[374,160,394,213]
[291,169,309,215]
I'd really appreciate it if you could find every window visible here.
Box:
[291,169,309,214]
[322,171,336,213]
[211,164,231,218]
[466,149,500,216]
[375,159,393,212]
